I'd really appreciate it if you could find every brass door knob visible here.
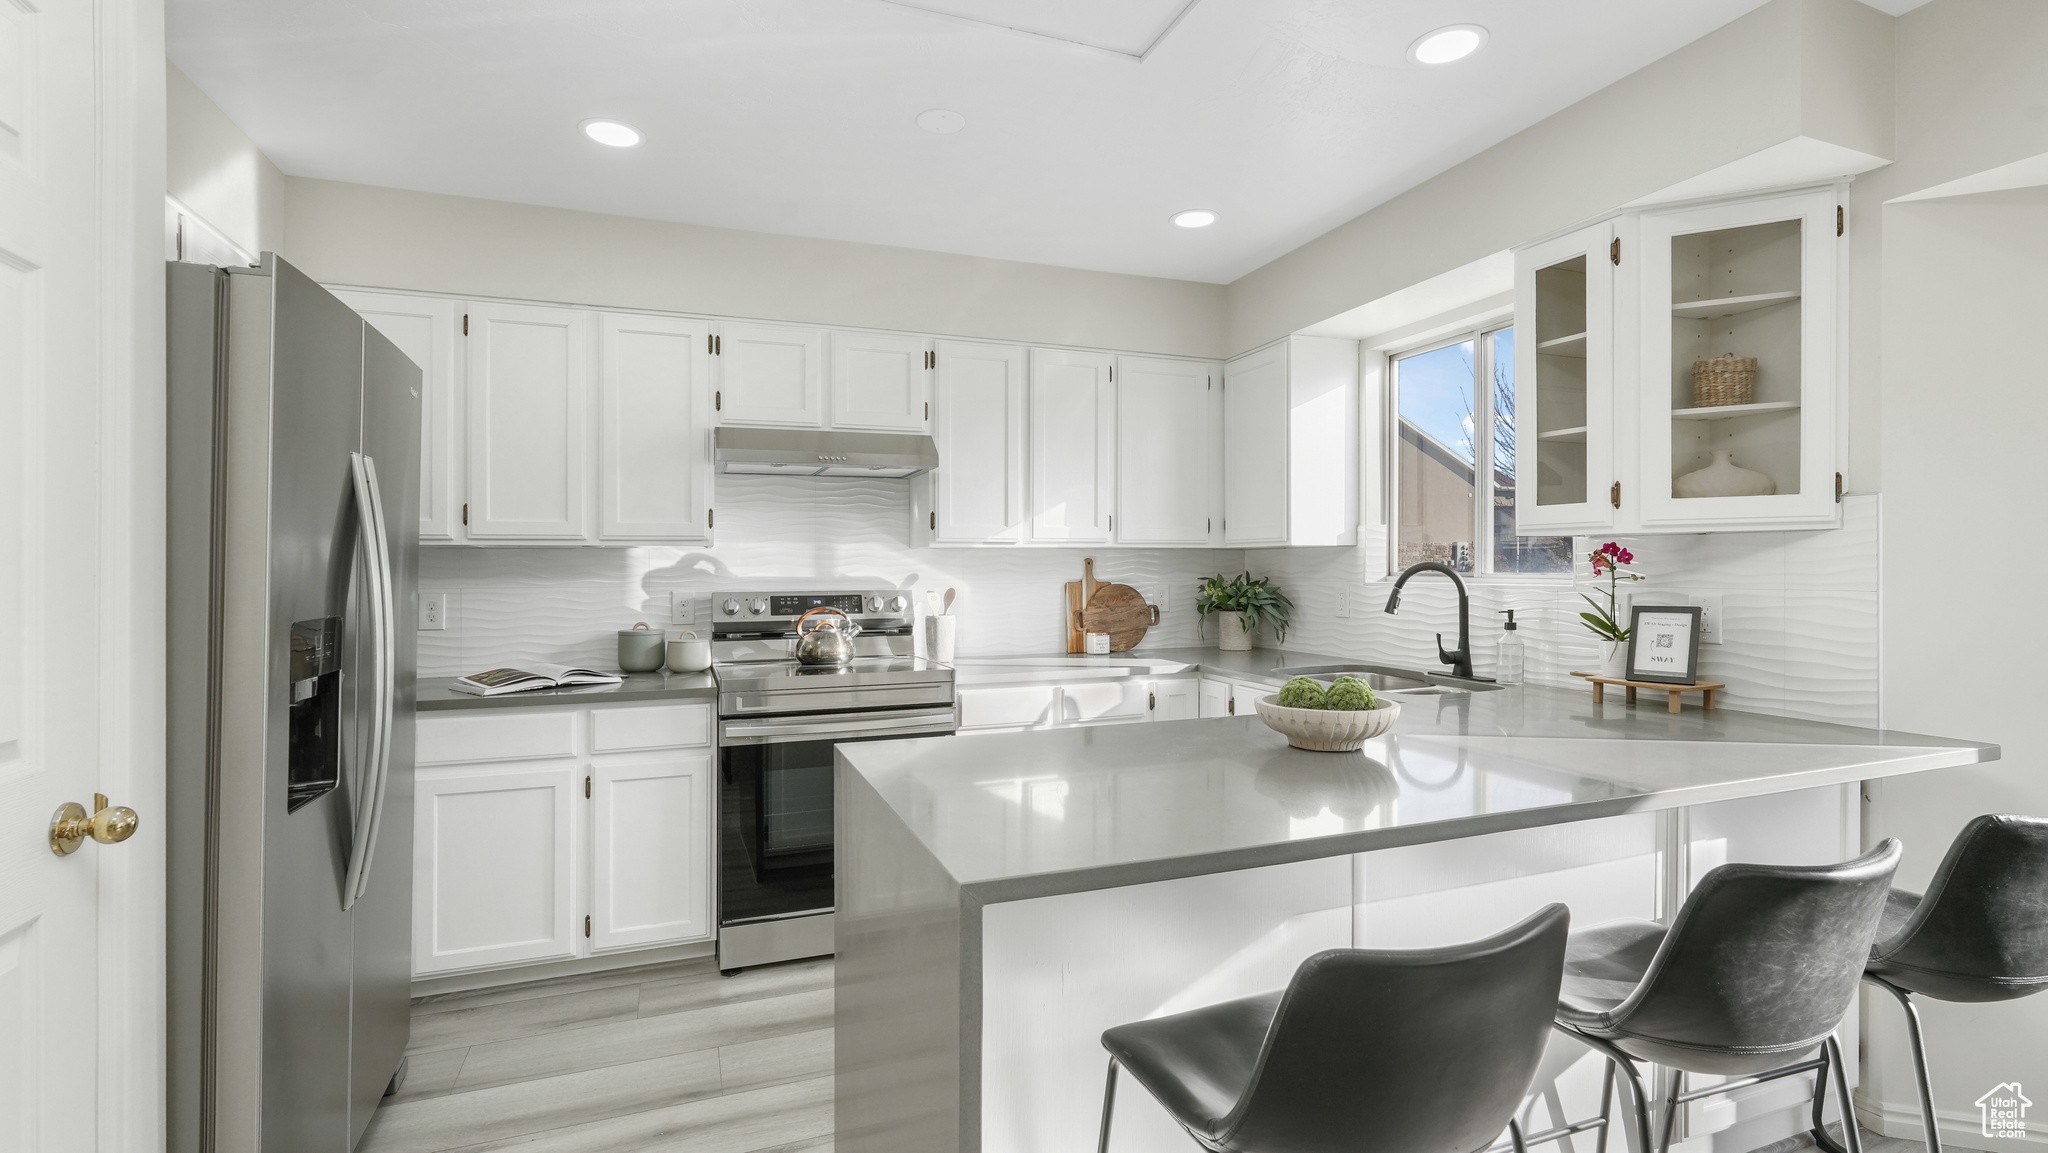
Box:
[50,793,140,856]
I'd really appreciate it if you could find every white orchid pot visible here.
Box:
[1216,611,1253,652]
[1599,639,1629,679]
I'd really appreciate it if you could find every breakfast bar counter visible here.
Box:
[834,682,1997,1153]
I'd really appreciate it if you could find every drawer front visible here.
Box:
[958,685,1059,730]
[417,710,577,764]
[1061,680,1150,724]
[591,702,712,752]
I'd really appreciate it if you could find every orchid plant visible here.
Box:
[1580,541,1646,642]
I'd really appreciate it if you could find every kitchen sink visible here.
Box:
[1267,663,1505,694]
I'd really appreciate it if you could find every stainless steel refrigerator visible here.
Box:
[167,254,421,1152]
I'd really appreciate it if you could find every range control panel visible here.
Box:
[710,589,915,634]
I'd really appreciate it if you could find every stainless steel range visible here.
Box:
[712,589,956,973]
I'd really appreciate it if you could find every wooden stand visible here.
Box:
[1571,671,1724,714]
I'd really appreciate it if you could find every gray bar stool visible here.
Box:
[1865,814,2048,1153]
[1554,840,1903,1153]
[1095,904,1570,1153]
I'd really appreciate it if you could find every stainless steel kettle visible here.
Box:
[793,606,861,665]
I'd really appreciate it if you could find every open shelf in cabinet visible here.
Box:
[1671,291,1800,319]
[1536,331,1587,357]
[1671,400,1800,421]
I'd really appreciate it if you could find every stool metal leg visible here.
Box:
[1097,1058,1120,1153]
[1656,1071,1684,1153]
[1826,1034,1864,1153]
[1562,1028,1655,1153]
[1595,1058,1617,1153]
[1868,978,1943,1153]
[1510,1118,1530,1153]
[1811,1036,1850,1153]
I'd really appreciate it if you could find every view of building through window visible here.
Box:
[1394,327,1571,575]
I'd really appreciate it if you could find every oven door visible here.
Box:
[716,706,955,929]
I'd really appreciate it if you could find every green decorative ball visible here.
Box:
[1324,679,1378,712]
[1275,677,1328,710]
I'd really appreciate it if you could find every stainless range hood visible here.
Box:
[713,427,940,478]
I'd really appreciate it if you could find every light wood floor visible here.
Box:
[358,956,834,1153]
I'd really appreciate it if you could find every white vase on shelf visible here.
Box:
[1599,640,1629,679]
[1674,450,1776,499]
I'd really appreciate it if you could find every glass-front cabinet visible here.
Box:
[1512,185,1842,536]
[1512,220,1616,534]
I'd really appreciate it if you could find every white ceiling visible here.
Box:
[172,0,1829,284]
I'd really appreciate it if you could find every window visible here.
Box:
[1393,325,1571,576]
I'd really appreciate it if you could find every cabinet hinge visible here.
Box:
[1610,481,1621,509]
[930,511,937,531]
[714,390,722,412]
[1228,698,1235,716]
[1108,514,1113,531]
[1207,517,1212,534]
[584,775,591,799]
[1610,237,1621,266]
[714,334,722,355]
[708,334,714,355]
[1149,691,1156,711]
[1835,472,1844,503]
[1109,365,1114,382]
[1837,205,1844,237]
[708,508,715,528]
[462,314,469,336]
[584,915,591,938]
[924,402,929,420]
[462,503,468,526]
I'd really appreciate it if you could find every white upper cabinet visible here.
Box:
[1223,337,1358,547]
[329,289,462,540]
[921,339,1026,544]
[1634,188,1840,531]
[1115,355,1218,546]
[716,321,825,427]
[465,301,591,540]
[599,313,713,543]
[1028,349,1115,543]
[830,330,931,432]
[1513,220,1618,535]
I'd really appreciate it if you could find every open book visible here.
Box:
[450,663,625,697]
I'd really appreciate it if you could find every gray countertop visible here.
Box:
[839,665,1999,903]
[416,671,717,712]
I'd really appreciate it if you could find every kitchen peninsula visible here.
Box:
[834,668,1998,1153]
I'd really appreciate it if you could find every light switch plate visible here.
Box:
[419,590,448,631]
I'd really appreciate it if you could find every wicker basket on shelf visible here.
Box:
[1690,355,1757,407]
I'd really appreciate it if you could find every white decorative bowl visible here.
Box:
[1254,695,1401,752]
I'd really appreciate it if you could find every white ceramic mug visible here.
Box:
[666,631,712,673]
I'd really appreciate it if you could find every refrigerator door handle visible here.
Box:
[341,451,397,910]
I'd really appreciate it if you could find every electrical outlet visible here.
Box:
[1694,593,1723,644]
[1335,590,1352,619]
[670,593,693,625]
[419,591,448,631]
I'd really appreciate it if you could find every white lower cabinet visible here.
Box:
[414,701,716,979]
[1198,678,1269,718]
[1151,677,1200,720]
[1060,679,1150,725]
[959,675,1205,734]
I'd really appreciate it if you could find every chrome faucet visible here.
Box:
[1385,562,1477,680]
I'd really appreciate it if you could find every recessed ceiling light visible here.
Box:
[916,109,966,135]
[1171,209,1218,229]
[581,119,642,148]
[1409,24,1487,65]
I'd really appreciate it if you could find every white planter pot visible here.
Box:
[1216,611,1253,651]
[1599,640,1629,679]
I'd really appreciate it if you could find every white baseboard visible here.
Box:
[409,939,716,998]
[1856,1098,2045,1152]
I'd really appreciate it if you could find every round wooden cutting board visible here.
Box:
[1080,582,1160,652]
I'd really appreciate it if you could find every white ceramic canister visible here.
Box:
[1084,630,1111,655]
[666,631,712,673]
[618,622,666,673]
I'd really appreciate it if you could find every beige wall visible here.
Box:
[283,178,1229,359]
[166,64,285,256]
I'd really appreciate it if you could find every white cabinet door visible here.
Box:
[1029,349,1114,543]
[958,684,1060,731]
[1198,678,1235,718]
[717,321,825,427]
[591,755,714,951]
[831,330,930,431]
[1115,356,1216,546]
[465,301,592,539]
[1060,680,1151,725]
[1151,678,1200,721]
[1223,344,1287,546]
[414,765,579,974]
[599,313,713,542]
[926,339,1026,544]
[330,289,462,540]
[1513,221,1618,534]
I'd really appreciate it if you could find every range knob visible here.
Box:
[749,598,769,615]
[721,599,741,617]
[868,595,885,613]
[886,595,907,613]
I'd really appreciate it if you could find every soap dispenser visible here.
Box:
[1494,609,1524,685]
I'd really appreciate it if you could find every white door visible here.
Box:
[1198,678,1235,718]
[928,339,1026,544]
[329,289,462,540]
[1223,344,1288,546]
[1152,679,1200,721]
[3,0,161,1143]
[1061,680,1152,726]
[599,313,713,542]
[830,330,930,431]
[413,766,580,974]
[590,755,713,950]
[716,321,824,427]
[1115,355,1215,546]
[465,301,592,540]
[1029,349,1114,543]
[1512,221,1617,534]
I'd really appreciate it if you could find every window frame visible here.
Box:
[1384,318,1572,583]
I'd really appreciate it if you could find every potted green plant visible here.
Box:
[1196,572,1293,652]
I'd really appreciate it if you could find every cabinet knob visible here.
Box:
[50,793,140,857]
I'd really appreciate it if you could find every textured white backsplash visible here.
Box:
[418,474,1243,677]
[1247,495,1881,726]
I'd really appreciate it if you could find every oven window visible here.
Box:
[761,751,833,855]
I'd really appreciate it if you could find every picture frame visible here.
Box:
[1625,605,1703,685]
